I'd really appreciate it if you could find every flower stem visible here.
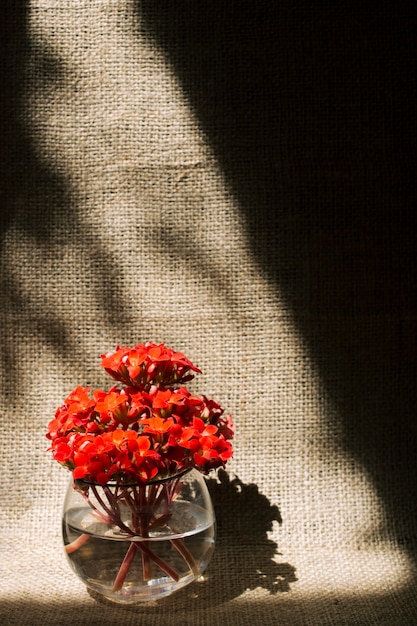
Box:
[171,538,200,577]
[65,532,90,554]
[137,541,180,582]
[74,481,190,593]
[112,542,139,591]
[141,548,152,582]
[112,540,180,591]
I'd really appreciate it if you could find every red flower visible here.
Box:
[100,342,202,390]
[93,388,144,426]
[193,436,234,473]
[47,342,234,484]
[141,416,175,437]
[71,434,115,484]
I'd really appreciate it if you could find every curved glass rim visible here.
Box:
[73,467,193,488]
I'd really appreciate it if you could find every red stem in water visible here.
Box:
[65,532,90,554]
[75,480,189,593]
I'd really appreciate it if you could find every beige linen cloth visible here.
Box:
[1,2,416,625]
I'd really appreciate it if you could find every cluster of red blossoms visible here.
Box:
[46,343,234,485]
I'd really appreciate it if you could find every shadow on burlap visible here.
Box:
[138,0,417,562]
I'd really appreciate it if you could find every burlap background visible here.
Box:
[1,1,416,624]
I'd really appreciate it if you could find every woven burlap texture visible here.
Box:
[1,2,416,625]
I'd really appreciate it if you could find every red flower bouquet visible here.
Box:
[46,343,234,601]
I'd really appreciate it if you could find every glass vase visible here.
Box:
[62,469,216,604]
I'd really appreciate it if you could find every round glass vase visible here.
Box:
[62,469,216,604]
